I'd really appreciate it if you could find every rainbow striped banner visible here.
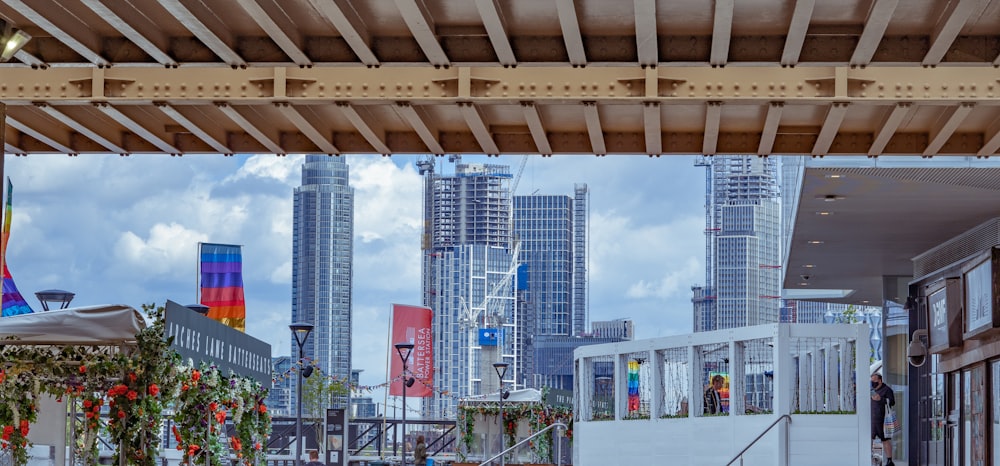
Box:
[2,179,34,317]
[198,243,246,332]
[627,359,640,413]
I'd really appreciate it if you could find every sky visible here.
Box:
[2,153,707,394]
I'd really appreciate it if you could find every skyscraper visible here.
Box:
[290,155,354,409]
[692,156,781,331]
[420,157,516,419]
[513,185,589,390]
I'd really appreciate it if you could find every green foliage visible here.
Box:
[457,402,572,463]
[300,367,350,450]
[841,305,860,324]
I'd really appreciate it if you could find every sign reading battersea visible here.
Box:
[164,300,272,386]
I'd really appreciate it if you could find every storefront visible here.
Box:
[910,242,1000,466]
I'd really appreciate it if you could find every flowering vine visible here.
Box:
[0,303,269,466]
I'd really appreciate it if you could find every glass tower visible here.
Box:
[291,155,354,410]
[513,184,588,390]
[693,155,781,331]
[421,158,515,419]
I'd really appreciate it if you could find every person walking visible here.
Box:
[413,435,428,466]
[871,373,896,466]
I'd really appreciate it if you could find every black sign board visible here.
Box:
[325,408,347,466]
[163,300,272,386]
[962,248,1000,340]
[544,388,574,409]
[925,278,962,353]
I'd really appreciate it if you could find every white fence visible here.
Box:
[573,323,872,466]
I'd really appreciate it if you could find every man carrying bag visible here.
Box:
[871,373,896,466]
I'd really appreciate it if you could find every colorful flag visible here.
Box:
[388,304,433,397]
[627,360,640,413]
[199,243,246,331]
[2,179,34,317]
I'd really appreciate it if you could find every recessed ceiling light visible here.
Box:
[803,264,815,268]
[799,282,809,286]
[862,300,870,304]
[825,174,844,179]
[807,240,824,245]
[815,211,833,216]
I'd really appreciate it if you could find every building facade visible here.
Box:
[290,155,354,410]
[421,158,516,419]
[513,185,589,390]
[266,356,293,417]
[693,156,782,332]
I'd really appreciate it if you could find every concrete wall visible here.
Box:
[573,414,870,466]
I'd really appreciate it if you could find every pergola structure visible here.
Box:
[2,0,1000,159]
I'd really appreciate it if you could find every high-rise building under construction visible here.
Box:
[692,156,781,332]
[419,157,517,419]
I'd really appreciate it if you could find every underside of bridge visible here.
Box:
[2,0,1000,156]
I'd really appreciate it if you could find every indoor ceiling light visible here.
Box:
[825,174,844,179]
[815,211,833,216]
[1,20,31,62]
[803,264,815,268]
[807,240,824,245]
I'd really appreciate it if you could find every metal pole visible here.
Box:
[401,366,407,466]
[296,347,304,466]
[498,391,504,466]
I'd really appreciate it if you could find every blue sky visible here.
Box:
[3,153,706,392]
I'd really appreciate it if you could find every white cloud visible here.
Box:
[4,153,708,389]
[114,222,208,275]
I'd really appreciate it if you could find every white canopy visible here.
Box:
[0,304,145,345]
[461,388,543,404]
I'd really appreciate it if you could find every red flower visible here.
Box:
[215,410,226,424]
[172,426,182,442]
[258,404,267,413]
[19,420,29,437]
[209,402,218,412]
[188,444,200,457]
[148,384,160,396]
[254,443,262,451]
[128,372,137,383]
[83,400,93,408]
[191,370,201,382]
[126,390,138,401]
[79,365,87,374]
[2,425,13,441]
[117,410,125,419]
[85,412,94,419]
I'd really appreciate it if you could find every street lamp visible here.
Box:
[394,342,415,466]
[290,322,314,466]
[493,362,509,466]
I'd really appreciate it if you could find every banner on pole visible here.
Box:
[389,304,433,397]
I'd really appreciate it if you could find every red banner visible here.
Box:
[389,304,433,397]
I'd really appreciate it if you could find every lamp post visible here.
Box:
[395,342,415,466]
[493,362,509,466]
[34,289,75,311]
[290,322,314,466]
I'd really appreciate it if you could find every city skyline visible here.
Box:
[2,153,705,397]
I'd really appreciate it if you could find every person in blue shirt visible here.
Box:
[871,373,896,466]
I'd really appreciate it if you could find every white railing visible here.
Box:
[573,323,871,466]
